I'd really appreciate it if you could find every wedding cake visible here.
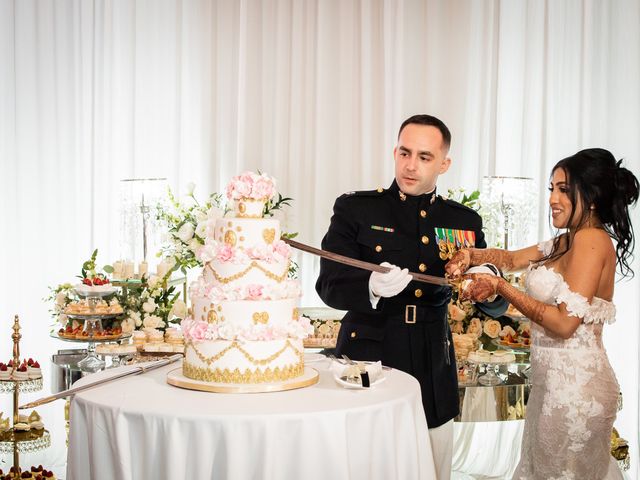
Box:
[181,172,313,384]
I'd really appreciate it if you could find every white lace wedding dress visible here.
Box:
[512,242,622,480]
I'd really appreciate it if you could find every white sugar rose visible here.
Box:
[483,319,502,339]
[177,222,195,242]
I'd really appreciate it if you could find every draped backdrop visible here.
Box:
[1,0,638,476]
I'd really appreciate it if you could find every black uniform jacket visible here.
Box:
[316,180,486,428]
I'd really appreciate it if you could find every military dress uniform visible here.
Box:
[316,180,486,428]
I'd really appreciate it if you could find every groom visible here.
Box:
[316,114,486,479]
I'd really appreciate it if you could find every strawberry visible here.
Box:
[0,363,7,371]
[17,365,27,372]
[27,358,34,366]
[7,360,13,367]
[33,361,40,368]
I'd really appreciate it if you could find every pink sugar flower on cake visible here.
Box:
[246,285,264,300]
[272,240,290,259]
[226,171,276,200]
[216,245,234,262]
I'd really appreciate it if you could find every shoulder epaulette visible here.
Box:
[341,187,386,198]
[440,197,480,215]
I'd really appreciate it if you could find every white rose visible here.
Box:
[483,319,502,339]
[195,221,208,239]
[170,299,187,319]
[58,314,69,327]
[186,182,196,195]
[148,275,159,290]
[55,292,68,306]
[177,223,195,242]
[188,238,201,253]
[143,315,163,329]
[121,318,135,334]
[142,299,157,314]
[448,303,467,322]
[466,318,483,338]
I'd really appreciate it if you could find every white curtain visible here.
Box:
[1,0,638,477]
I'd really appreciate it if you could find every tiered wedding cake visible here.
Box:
[181,172,313,384]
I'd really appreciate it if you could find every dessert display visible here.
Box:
[181,172,313,384]
[468,349,516,364]
[0,466,58,479]
[95,344,138,355]
[0,317,52,473]
[300,307,344,348]
[64,298,123,316]
[497,322,531,348]
[452,333,479,364]
[57,324,123,340]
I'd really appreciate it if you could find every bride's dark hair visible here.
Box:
[541,148,639,278]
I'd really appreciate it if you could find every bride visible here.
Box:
[445,148,638,479]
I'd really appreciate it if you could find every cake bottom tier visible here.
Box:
[184,338,304,383]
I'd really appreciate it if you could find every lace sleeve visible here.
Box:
[554,282,590,319]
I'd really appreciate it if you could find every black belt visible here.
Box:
[384,304,447,324]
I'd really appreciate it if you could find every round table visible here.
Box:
[67,359,436,480]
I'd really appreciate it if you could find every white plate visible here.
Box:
[333,373,386,389]
[304,353,326,363]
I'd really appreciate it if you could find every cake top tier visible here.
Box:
[226,172,276,218]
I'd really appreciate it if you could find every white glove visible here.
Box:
[369,262,412,298]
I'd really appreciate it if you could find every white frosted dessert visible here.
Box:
[182,172,312,384]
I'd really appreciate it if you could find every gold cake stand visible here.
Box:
[166,366,319,394]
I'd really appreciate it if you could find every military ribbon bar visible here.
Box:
[370,225,395,233]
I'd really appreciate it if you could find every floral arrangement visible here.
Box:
[155,184,224,273]
[156,177,296,273]
[46,251,186,334]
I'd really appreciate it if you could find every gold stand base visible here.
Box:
[166,366,319,393]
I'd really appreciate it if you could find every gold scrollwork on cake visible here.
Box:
[183,361,304,383]
[262,228,276,245]
[292,308,300,320]
[206,261,289,284]
[187,339,303,366]
[252,312,269,325]
[223,230,237,247]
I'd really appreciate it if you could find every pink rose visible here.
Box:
[272,240,290,258]
[246,284,264,300]
[216,245,234,262]
[189,321,209,341]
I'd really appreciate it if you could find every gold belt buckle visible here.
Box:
[405,305,417,324]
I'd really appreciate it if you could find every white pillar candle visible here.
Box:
[157,262,168,279]
[138,261,148,278]
[112,261,123,279]
[124,261,135,279]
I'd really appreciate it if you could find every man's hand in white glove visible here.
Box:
[369,262,412,298]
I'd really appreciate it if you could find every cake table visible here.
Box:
[67,359,435,480]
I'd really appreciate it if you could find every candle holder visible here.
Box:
[481,177,538,250]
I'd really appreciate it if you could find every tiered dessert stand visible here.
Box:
[51,287,131,373]
[0,316,51,471]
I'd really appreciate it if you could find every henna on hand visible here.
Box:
[469,249,515,272]
[496,280,547,324]
[460,273,499,302]
[445,249,471,277]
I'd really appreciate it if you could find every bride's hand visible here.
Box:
[445,249,471,277]
[460,273,500,302]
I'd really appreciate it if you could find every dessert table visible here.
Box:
[67,359,435,480]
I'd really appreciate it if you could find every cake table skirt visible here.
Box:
[67,360,436,480]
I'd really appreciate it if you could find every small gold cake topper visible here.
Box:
[224,230,237,247]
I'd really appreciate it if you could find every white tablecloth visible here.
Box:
[67,359,435,480]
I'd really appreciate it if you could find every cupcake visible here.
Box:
[11,364,28,381]
[28,411,44,430]
[0,363,10,380]
[27,360,42,379]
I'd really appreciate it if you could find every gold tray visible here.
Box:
[166,366,319,394]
